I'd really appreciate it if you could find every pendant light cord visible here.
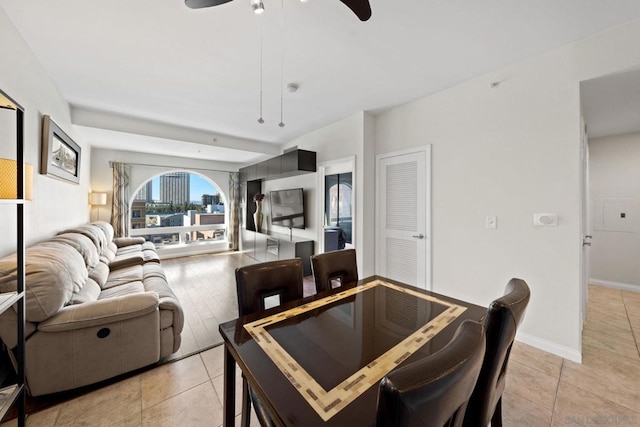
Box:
[279,0,285,127]
[258,18,264,124]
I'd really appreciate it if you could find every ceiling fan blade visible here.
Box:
[338,0,372,21]
[185,0,234,9]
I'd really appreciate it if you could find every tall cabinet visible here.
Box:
[239,149,316,275]
[0,89,27,427]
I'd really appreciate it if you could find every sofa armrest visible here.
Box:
[113,236,146,248]
[38,292,159,332]
[109,252,144,270]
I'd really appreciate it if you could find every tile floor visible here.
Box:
[3,284,640,426]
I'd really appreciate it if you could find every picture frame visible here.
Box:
[41,115,81,184]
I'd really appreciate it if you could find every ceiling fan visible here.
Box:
[185,0,372,21]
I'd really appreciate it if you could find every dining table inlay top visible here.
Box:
[242,279,468,421]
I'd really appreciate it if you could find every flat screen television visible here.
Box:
[270,188,305,229]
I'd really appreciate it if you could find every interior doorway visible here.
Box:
[317,157,356,255]
[324,172,353,251]
[580,67,640,330]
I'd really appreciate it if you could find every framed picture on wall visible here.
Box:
[41,115,81,184]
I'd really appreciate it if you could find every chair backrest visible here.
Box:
[463,278,530,427]
[376,320,486,427]
[311,248,358,294]
[235,259,304,317]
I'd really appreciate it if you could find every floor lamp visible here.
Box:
[0,158,33,200]
[90,192,107,221]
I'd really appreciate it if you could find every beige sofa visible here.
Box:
[0,221,184,396]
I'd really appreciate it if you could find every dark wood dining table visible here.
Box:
[218,276,486,427]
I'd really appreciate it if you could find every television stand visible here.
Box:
[241,229,314,276]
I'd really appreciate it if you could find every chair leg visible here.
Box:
[490,397,503,427]
[241,375,252,427]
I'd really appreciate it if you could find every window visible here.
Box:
[130,172,226,246]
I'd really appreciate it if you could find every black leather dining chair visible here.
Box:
[235,258,305,427]
[311,248,358,294]
[376,320,486,427]
[462,278,531,427]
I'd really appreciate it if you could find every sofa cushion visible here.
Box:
[142,250,160,263]
[97,241,117,265]
[107,241,119,256]
[99,248,116,265]
[109,253,144,270]
[143,273,183,333]
[103,265,143,289]
[113,236,146,248]
[0,241,88,322]
[142,241,156,251]
[68,278,101,305]
[99,281,145,299]
[51,233,100,270]
[92,221,115,243]
[143,263,166,280]
[39,291,159,332]
[58,224,105,253]
[116,244,142,255]
[89,262,110,287]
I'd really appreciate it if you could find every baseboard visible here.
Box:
[516,332,582,363]
[590,278,640,293]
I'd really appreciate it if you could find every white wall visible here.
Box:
[589,132,640,288]
[90,147,239,224]
[375,18,640,361]
[0,8,91,257]
[281,112,376,278]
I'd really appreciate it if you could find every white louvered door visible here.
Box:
[376,148,430,290]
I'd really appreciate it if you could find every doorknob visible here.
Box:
[412,234,424,239]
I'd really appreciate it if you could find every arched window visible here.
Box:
[130,171,227,247]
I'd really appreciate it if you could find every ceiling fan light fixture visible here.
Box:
[250,0,265,14]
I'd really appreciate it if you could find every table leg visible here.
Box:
[241,375,250,427]
[223,342,236,427]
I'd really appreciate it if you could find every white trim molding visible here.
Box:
[516,332,582,363]
[316,156,357,255]
[590,278,640,293]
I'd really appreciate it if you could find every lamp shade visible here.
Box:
[90,192,108,206]
[0,158,33,200]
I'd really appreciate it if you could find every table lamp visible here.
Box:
[90,192,108,221]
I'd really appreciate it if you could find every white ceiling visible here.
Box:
[581,68,640,139]
[3,0,640,163]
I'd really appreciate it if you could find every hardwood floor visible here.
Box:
[162,252,255,361]
[163,252,317,361]
[4,253,640,426]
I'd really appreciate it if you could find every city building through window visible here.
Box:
[130,171,226,247]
